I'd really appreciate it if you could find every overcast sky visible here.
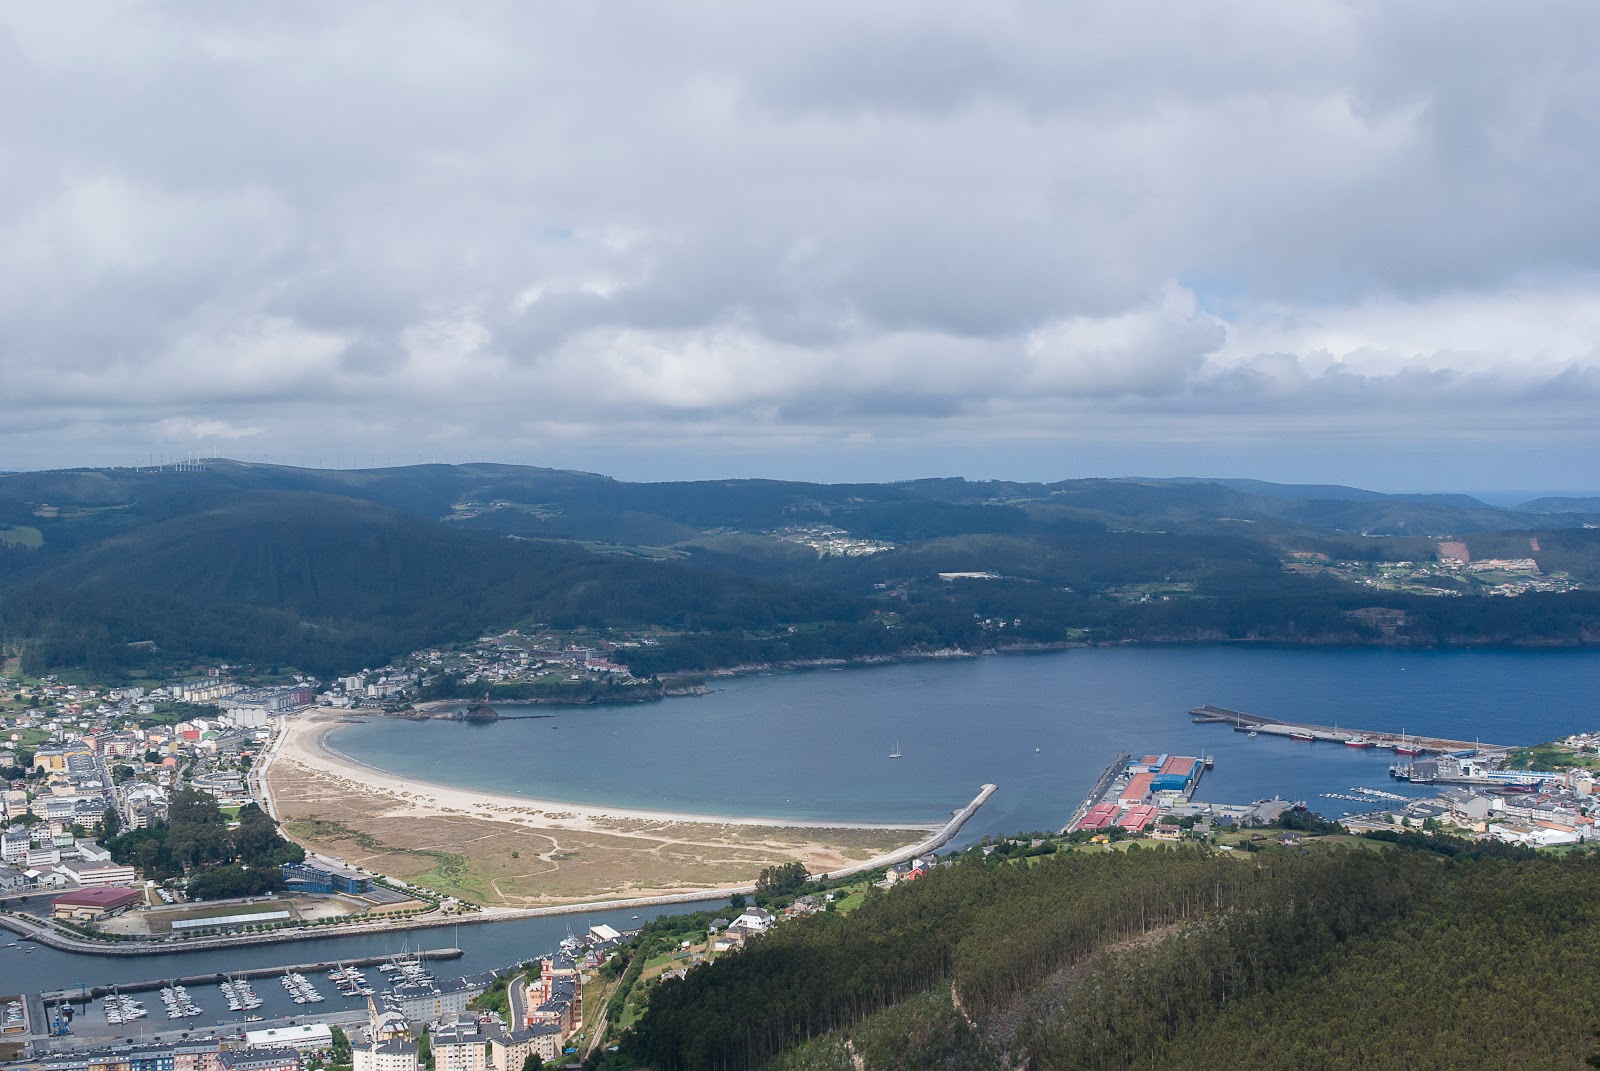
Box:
[3,2,1599,490]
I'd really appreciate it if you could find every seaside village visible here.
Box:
[5,653,1600,1068]
[0,628,649,889]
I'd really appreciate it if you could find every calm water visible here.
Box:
[330,646,1600,833]
[4,900,721,1012]
[14,646,1600,999]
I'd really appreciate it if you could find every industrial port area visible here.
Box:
[1062,704,1600,852]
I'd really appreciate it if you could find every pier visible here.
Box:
[1188,705,1514,753]
[38,948,463,1003]
[1063,752,1130,833]
[821,784,997,881]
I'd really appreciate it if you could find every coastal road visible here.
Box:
[508,972,528,1027]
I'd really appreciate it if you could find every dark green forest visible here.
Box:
[106,790,303,895]
[4,461,1600,681]
[616,842,1600,1071]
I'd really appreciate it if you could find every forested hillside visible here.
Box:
[4,460,1600,679]
[617,842,1600,1071]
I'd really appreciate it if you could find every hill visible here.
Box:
[617,839,1600,1071]
[5,460,1600,679]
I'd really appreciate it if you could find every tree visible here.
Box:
[729,893,747,912]
[756,861,809,899]
[418,1030,434,1071]
[101,806,121,839]
[330,1026,352,1065]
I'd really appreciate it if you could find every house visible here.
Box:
[1276,832,1304,847]
[726,907,774,937]
[785,895,823,917]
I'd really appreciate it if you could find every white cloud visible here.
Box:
[2,2,1599,482]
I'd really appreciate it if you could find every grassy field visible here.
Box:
[0,525,42,548]
[1505,742,1600,771]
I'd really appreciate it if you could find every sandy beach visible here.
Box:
[276,710,937,831]
[262,710,941,907]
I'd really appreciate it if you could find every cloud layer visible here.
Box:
[3,2,1599,484]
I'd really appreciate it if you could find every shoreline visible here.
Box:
[297,713,939,830]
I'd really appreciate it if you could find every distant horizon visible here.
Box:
[3,455,1596,506]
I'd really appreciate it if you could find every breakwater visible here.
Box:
[1189,705,1515,752]
[821,784,997,880]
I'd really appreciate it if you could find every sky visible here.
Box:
[3,2,1599,491]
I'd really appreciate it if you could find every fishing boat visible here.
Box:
[1247,730,1258,738]
[1290,731,1315,742]
[1395,730,1424,756]
[1343,736,1373,748]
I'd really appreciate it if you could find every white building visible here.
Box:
[354,1040,419,1071]
[244,1023,334,1052]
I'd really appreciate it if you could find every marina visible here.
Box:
[37,948,462,1003]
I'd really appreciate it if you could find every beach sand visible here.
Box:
[263,711,934,907]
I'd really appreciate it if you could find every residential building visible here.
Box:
[219,1049,302,1071]
[431,1018,488,1071]
[487,1023,561,1069]
[354,1040,419,1071]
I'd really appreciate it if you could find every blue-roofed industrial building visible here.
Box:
[280,860,371,894]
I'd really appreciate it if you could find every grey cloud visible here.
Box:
[2,2,1600,484]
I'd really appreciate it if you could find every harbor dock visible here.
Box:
[1066,751,1209,834]
[1063,752,1130,833]
[38,948,463,1003]
[1188,705,1514,753]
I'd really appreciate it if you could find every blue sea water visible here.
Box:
[327,646,1600,835]
[13,646,1600,1000]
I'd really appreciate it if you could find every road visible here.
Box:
[508,972,528,1027]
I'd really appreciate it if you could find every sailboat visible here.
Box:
[889,740,903,759]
